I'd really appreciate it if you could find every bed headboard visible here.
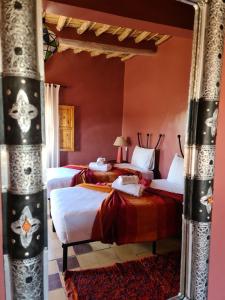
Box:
[136,132,164,179]
[177,135,184,158]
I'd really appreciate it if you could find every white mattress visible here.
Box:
[47,167,81,198]
[150,179,184,195]
[114,163,154,180]
[51,186,109,244]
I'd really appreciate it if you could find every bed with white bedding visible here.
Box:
[47,167,81,198]
[51,178,183,244]
[51,153,184,270]
[51,186,109,244]
[115,145,155,179]
[47,146,156,197]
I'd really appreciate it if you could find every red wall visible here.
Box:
[208,53,225,300]
[122,36,192,178]
[45,50,124,165]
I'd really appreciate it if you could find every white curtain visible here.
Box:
[45,83,60,168]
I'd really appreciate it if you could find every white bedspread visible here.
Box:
[50,186,109,244]
[47,167,81,198]
[150,179,184,195]
[114,163,154,180]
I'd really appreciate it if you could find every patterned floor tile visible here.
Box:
[127,242,153,255]
[48,288,67,300]
[57,256,80,272]
[77,251,101,269]
[73,243,93,255]
[113,244,138,262]
[94,248,120,267]
[48,273,62,291]
[48,260,59,275]
[91,241,111,251]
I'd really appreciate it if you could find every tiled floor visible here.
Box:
[48,217,181,299]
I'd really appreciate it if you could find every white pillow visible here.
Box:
[131,146,155,171]
[167,154,184,187]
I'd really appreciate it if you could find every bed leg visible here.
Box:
[49,199,52,219]
[152,241,157,254]
[52,221,56,233]
[62,244,68,272]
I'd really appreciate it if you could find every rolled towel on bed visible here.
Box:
[118,175,139,185]
[112,178,144,197]
[96,157,106,165]
[89,162,112,172]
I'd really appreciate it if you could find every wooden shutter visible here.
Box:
[59,105,74,151]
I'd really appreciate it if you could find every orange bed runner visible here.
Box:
[79,183,183,245]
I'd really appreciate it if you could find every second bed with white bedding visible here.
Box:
[47,167,81,198]
[114,163,154,180]
[51,179,183,245]
[51,186,109,244]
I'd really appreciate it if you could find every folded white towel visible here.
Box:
[96,157,106,165]
[112,178,143,197]
[89,162,112,172]
[118,175,139,185]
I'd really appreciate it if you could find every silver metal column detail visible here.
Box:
[191,222,211,300]
[170,0,225,299]
[0,0,46,299]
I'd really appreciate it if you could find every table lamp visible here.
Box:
[113,136,128,163]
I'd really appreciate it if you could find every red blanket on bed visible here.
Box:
[85,167,142,184]
[64,165,88,186]
[78,184,183,245]
[64,165,142,185]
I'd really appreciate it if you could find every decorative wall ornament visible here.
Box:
[11,254,43,300]
[11,206,40,248]
[8,145,42,195]
[200,187,213,214]
[9,89,38,133]
[205,108,218,137]
[196,145,215,180]
[169,0,225,300]
[191,222,211,300]
[0,0,47,299]
[1,0,38,79]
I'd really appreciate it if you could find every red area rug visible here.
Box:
[64,252,180,300]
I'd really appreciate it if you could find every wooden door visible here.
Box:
[59,105,74,151]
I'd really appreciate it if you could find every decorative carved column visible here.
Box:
[0,1,47,299]
[170,0,225,299]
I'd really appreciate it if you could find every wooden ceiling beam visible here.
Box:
[58,38,156,57]
[90,50,103,56]
[106,51,122,59]
[45,0,194,36]
[118,28,133,41]
[95,24,111,36]
[135,31,150,43]
[121,54,135,61]
[147,33,159,41]
[112,27,121,35]
[47,23,157,53]
[155,35,171,45]
[77,21,91,35]
[56,15,67,31]
[73,48,82,54]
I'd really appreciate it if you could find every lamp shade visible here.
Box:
[113,136,128,147]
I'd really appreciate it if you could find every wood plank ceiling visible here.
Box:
[44,12,171,61]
